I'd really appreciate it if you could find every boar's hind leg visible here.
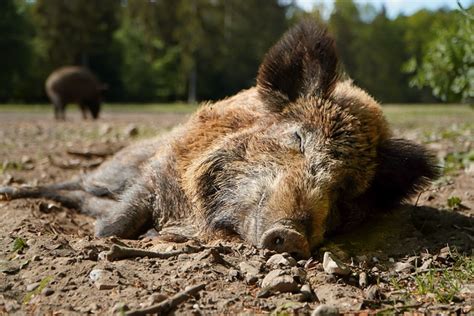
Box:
[0,182,151,238]
[79,103,88,120]
[0,181,114,217]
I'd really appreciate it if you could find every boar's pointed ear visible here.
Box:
[370,139,440,209]
[257,20,340,111]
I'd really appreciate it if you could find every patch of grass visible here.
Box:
[0,102,198,114]
[23,276,53,304]
[105,102,197,113]
[0,161,25,173]
[447,196,462,210]
[383,104,474,124]
[11,237,28,253]
[392,253,474,304]
[442,150,474,174]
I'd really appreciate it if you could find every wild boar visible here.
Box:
[0,22,438,258]
[45,66,105,120]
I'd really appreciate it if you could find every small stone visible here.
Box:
[239,262,259,277]
[89,269,106,282]
[99,124,112,136]
[300,284,314,302]
[26,282,40,292]
[26,239,36,247]
[322,252,350,276]
[32,255,41,261]
[372,257,379,263]
[41,287,54,296]
[356,255,368,263]
[228,269,240,279]
[259,269,299,296]
[89,268,118,290]
[21,156,33,164]
[124,124,139,137]
[388,257,395,263]
[393,262,414,273]
[311,304,339,316]
[359,272,368,288]
[266,254,297,268]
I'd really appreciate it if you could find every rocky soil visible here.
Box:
[0,109,472,315]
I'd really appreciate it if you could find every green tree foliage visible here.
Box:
[0,0,33,102]
[0,0,470,104]
[33,0,122,99]
[116,0,182,101]
[405,7,474,102]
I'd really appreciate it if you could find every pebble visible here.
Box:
[123,124,139,137]
[311,304,339,316]
[322,252,350,276]
[394,262,414,272]
[26,282,40,292]
[99,124,112,136]
[266,254,297,268]
[228,269,240,279]
[239,262,259,277]
[89,269,106,282]
[89,269,118,290]
[259,269,299,296]
[300,284,314,302]
[359,272,368,288]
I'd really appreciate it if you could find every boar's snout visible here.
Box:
[259,223,311,259]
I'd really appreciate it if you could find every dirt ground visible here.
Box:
[0,107,472,315]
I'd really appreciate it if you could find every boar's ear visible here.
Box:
[370,139,440,209]
[257,20,340,111]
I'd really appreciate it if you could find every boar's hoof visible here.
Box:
[259,225,311,259]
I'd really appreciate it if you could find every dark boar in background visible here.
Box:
[45,66,105,120]
[1,22,439,258]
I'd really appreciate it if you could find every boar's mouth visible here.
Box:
[258,220,311,259]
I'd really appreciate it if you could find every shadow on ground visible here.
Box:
[323,206,473,260]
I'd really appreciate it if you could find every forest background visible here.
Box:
[1,0,472,104]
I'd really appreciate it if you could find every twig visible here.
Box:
[105,244,203,261]
[125,283,206,316]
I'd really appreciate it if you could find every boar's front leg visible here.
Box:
[95,159,190,239]
[94,182,154,238]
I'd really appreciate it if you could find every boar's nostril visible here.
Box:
[259,225,311,259]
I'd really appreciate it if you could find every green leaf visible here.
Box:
[12,237,28,253]
[447,196,462,210]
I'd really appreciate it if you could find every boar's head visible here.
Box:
[191,22,439,258]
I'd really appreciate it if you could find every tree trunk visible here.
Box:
[187,66,197,104]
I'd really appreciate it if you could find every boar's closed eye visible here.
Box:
[294,131,305,154]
